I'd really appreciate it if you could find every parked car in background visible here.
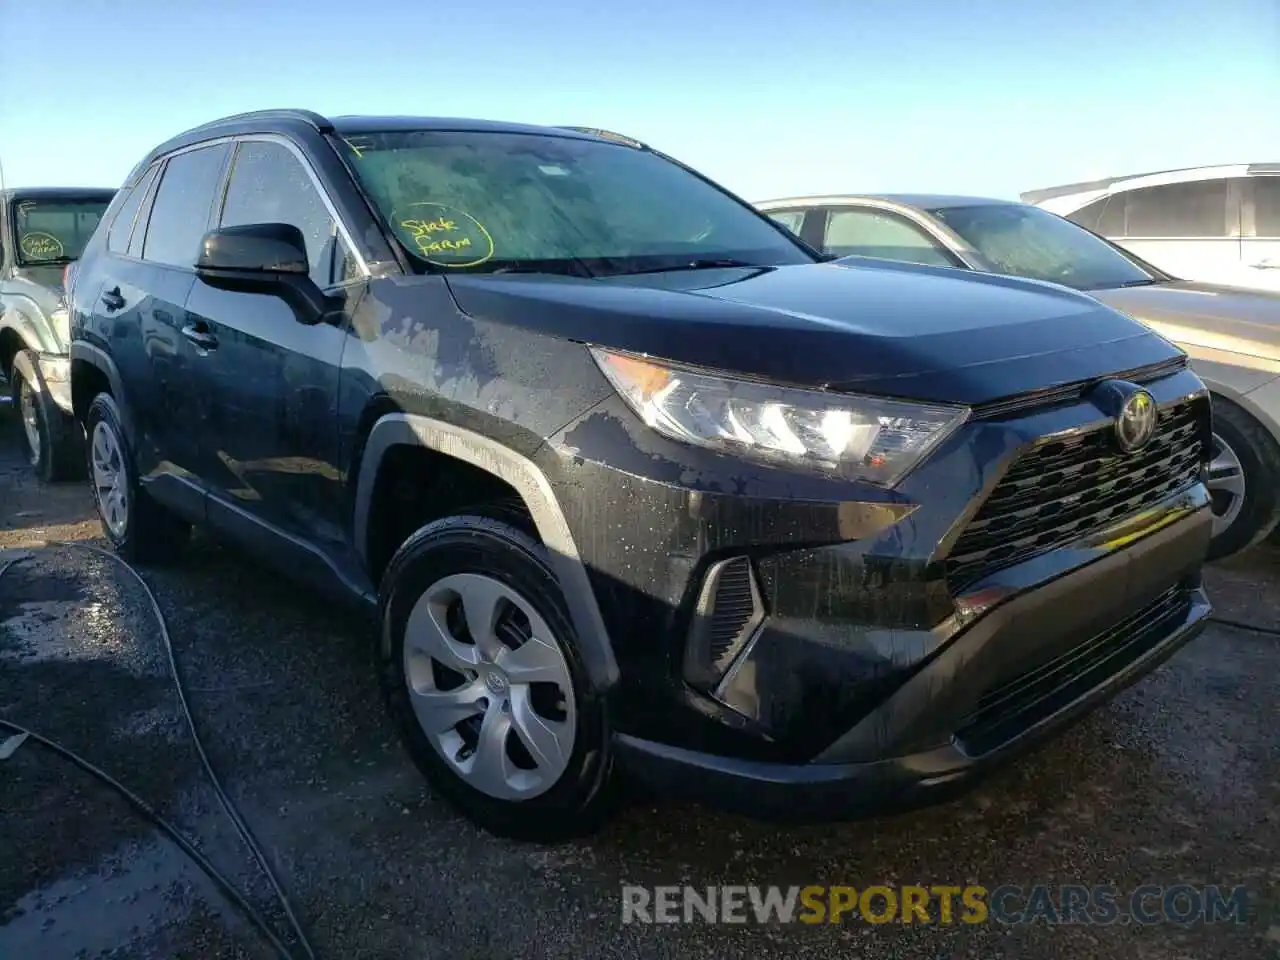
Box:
[0,186,116,479]
[756,193,1280,559]
[71,110,1213,841]
[1022,164,1280,294]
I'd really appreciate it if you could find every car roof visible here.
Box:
[756,193,1020,212]
[1021,163,1280,205]
[2,187,116,201]
[135,108,627,177]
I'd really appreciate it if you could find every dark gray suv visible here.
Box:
[70,109,1213,841]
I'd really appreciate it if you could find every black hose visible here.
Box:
[0,545,317,960]
[0,718,295,960]
[1206,615,1280,637]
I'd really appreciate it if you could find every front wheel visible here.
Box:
[10,351,82,482]
[1206,397,1280,561]
[378,513,615,841]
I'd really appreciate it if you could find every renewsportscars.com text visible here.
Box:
[620,884,1252,926]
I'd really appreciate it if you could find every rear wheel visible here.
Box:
[1206,397,1280,560]
[378,513,615,841]
[85,392,190,563]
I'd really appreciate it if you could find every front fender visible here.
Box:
[2,296,62,354]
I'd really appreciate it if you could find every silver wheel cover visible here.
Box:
[403,572,577,801]
[91,420,129,538]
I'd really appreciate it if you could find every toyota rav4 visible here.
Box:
[69,109,1213,841]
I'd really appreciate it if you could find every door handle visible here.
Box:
[181,323,219,351]
[101,287,125,312]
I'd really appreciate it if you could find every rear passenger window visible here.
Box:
[1122,180,1230,238]
[107,165,159,255]
[219,140,355,288]
[142,143,231,268]
[1253,177,1280,237]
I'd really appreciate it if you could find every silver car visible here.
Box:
[756,193,1280,559]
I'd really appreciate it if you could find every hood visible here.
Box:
[11,264,67,299]
[443,259,1184,406]
[1092,280,1280,363]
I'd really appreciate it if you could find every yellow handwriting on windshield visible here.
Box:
[19,232,64,260]
[397,202,494,267]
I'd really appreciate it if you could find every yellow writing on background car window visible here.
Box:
[19,232,64,259]
[396,202,494,267]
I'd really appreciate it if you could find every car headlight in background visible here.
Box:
[590,348,969,486]
[49,306,71,347]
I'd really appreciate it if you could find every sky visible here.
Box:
[1,0,1277,201]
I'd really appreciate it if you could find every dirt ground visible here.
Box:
[1,401,1278,959]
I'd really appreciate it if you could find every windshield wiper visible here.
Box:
[1115,278,1158,288]
[612,257,761,277]
[19,256,74,266]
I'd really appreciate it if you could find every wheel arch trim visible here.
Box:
[354,412,620,692]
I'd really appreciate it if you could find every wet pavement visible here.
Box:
[1,408,1278,959]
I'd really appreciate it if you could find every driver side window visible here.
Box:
[823,208,958,268]
[219,140,357,289]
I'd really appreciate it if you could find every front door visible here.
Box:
[183,137,363,560]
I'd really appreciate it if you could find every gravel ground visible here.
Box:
[1,405,1278,959]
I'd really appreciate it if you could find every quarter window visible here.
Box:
[1066,195,1126,236]
[107,166,159,255]
[822,208,957,267]
[1122,180,1230,238]
[143,143,232,267]
[219,140,355,288]
[766,209,806,235]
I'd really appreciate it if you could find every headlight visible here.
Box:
[49,306,70,347]
[591,349,969,486]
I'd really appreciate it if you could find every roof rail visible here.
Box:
[182,108,334,136]
[555,126,647,149]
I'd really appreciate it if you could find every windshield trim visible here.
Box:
[328,128,823,276]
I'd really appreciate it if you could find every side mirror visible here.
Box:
[195,222,334,324]
[196,222,308,282]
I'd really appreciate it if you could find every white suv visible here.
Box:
[1023,164,1280,293]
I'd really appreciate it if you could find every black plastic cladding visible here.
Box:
[69,109,1210,775]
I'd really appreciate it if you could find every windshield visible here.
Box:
[12,196,112,264]
[927,203,1159,291]
[338,130,815,276]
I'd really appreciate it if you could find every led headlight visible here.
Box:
[591,348,969,486]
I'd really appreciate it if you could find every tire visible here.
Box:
[85,392,190,563]
[1206,396,1280,561]
[10,351,83,483]
[378,513,615,841]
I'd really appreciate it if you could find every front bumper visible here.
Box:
[613,503,1211,821]
[538,364,1212,816]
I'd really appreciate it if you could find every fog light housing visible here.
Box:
[682,556,766,691]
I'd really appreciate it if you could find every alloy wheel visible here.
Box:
[1208,431,1246,538]
[91,420,129,538]
[18,378,41,467]
[403,572,577,801]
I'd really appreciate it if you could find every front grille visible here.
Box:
[946,399,1205,592]
[955,584,1192,756]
